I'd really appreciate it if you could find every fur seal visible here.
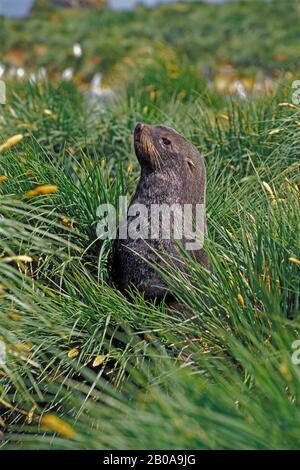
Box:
[112,123,208,301]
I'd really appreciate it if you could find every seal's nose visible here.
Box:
[134,122,144,143]
[135,122,144,133]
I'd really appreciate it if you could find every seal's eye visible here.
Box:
[162,137,171,146]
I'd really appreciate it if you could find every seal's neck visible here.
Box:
[136,167,183,204]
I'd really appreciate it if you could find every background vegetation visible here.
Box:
[0,0,299,449]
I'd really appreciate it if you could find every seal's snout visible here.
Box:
[134,122,144,142]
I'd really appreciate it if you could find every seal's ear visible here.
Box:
[187,159,195,171]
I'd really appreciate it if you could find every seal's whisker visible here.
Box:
[141,131,161,170]
[150,141,161,170]
[148,136,161,170]
[155,149,162,170]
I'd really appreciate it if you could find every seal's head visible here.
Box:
[134,122,201,176]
